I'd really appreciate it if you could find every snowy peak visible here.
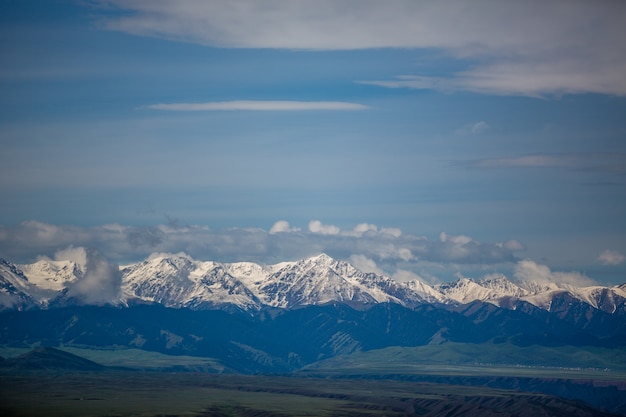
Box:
[2,253,625,315]
[118,253,432,310]
[18,259,82,291]
[437,275,527,306]
[121,253,262,310]
[478,275,526,295]
[258,254,397,308]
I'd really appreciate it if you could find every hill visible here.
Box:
[0,346,106,371]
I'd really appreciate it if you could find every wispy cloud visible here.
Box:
[454,121,490,135]
[144,101,369,111]
[465,153,626,173]
[598,250,625,266]
[93,0,626,97]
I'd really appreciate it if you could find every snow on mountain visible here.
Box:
[437,273,626,314]
[3,252,625,314]
[0,257,86,309]
[18,259,82,291]
[559,285,626,314]
[120,253,433,310]
[121,253,263,310]
[405,280,446,303]
[437,274,529,306]
[257,253,406,308]
[0,259,36,310]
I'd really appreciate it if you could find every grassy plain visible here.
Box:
[299,342,626,381]
[2,371,613,417]
[2,344,625,416]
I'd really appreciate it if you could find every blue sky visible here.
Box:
[1,0,625,285]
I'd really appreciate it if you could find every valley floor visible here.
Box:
[1,371,623,417]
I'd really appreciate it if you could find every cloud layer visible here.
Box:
[1,220,611,287]
[0,220,523,278]
[94,0,626,96]
[145,101,369,111]
[465,153,626,173]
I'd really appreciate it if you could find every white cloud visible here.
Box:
[0,221,522,275]
[90,0,626,96]
[598,250,625,266]
[269,220,300,234]
[514,259,597,287]
[144,100,369,111]
[308,220,341,235]
[392,269,426,283]
[397,248,413,262]
[54,246,122,305]
[54,246,88,271]
[349,254,385,275]
[440,232,472,245]
[343,223,378,237]
[380,227,402,238]
[7,220,618,287]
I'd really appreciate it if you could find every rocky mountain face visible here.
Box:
[1,253,625,316]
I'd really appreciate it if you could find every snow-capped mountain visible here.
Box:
[121,253,264,311]
[256,253,428,308]
[1,254,625,315]
[120,253,431,310]
[438,273,626,315]
[437,274,528,306]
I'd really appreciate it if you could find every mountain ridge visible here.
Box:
[1,253,625,315]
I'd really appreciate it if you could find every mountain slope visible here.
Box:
[0,346,106,371]
[0,259,36,310]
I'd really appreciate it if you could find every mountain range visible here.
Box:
[2,253,625,315]
[2,251,626,413]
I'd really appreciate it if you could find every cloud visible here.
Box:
[465,152,626,173]
[470,121,490,134]
[514,259,597,287]
[126,226,166,248]
[391,269,428,283]
[349,254,385,275]
[144,101,369,111]
[0,220,523,283]
[11,220,618,287]
[55,246,122,305]
[308,220,341,235]
[496,240,525,252]
[343,223,377,237]
[380,227,402,238]
[598,250,625,266]
[269,220,300,234]
[91,1,626,96]
[54,246,88,269]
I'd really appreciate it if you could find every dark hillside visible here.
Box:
[0,346,106,371]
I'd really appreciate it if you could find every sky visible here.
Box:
[1,0,625,285]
